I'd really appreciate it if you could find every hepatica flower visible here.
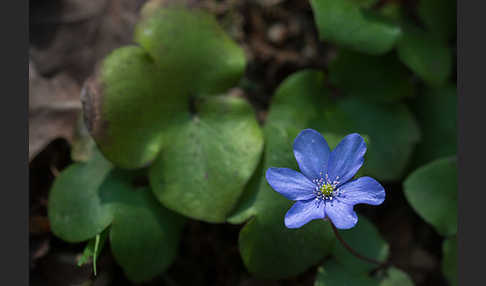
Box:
[266,129,385,229]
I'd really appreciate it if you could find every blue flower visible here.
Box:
[265,129,385,229]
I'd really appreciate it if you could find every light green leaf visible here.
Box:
[332,216,389,274]
[226,157,264,225]
[397,24,452,86]
[404,156,457,236]
[134,8,246,95]
[149,96,263,222]
[411,85,457,167]
[442,236,457,286]
[328,50,414,102]
[310,0,402,54]
[83,7,246,167]
[81,7,263,223]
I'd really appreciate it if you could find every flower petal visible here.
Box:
[293,129,331,180]
[325,201,358,229]
[266,168,316,201]
[284,200,325,229]
[338,177,385,206]
[327,133,366,185]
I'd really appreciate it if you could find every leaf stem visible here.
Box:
[330,222,388,268]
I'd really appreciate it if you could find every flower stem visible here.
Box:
[330,222,387,267]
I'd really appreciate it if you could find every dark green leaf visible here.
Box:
[315,260,379,286]
[403,156,457,236]
[442,236,457,286]
[48,151,115,242]
[397,24,452,86]
[235,69,418,278]
[315,261,414,286]
[418,0,456,41]
[110,188,185,282]
[48,151,185,282]
[310,0,402,54]
[411,85,456,167]
[237,71,336,279]
[332,216,389,274]
[331,97,421,181]
[328,50,414,102]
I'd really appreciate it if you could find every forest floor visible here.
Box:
[29,0,448,285]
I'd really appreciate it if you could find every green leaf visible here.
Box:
[235,69,418,278]
[418,0,456,41]
[332,216,389,274]
[134,8,246,95]
[82,7,263,223]
[396,24,452,86]
[268,70,420,182]
[315,260,378,286]
[48,151,185,282]
[442,236,457,286]
[310,0,402,54]
[110,187,184,283]
[411,85,457,167]
[315,261,414,286]
[237,71,336,279]
[149,96,263,222]
[328,50,414,102]
[331,97,420,181]
[226,157,264,225]
[403,156,457,236]
[48,150,115,242]
[379,267,415,286]
[351,0,379,8]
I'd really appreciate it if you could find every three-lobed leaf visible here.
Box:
[82,7,263,223]
[149,96,264,222]
[48,151,185,282]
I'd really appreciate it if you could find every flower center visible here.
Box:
[312,174,341,202]
[320,183,334,197]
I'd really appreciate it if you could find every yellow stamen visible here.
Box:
[320,183,334,197]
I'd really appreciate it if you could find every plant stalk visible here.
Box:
[330,222,387,267]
